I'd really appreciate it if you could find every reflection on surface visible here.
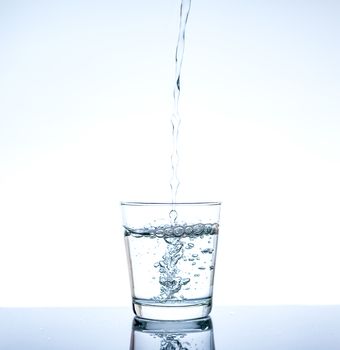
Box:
[130,316,215,350]
[0,307,339,349]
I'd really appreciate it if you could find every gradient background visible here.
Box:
[0,0,339,306]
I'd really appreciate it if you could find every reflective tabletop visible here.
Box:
[0,306,339,349]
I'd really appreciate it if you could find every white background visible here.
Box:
[1,0,339,306]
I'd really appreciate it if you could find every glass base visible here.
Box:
[133,315,213,332]
[132,297,212,321]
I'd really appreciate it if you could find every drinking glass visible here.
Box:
[121,202,221,320]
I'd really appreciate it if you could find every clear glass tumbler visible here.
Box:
[121,202,221,320]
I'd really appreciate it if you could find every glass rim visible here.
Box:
[120,201,221,206]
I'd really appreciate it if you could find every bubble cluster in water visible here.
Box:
[160,334,190,350]
[125,223,219,238]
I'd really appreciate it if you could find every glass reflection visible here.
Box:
[130,316,215,350]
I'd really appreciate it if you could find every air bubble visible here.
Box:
[181,278,190,285]
[164,237,178,244]
[185,225,193,235]
[155,230,164,238]
[201,248,214,254]
[133,233,143,238]
[212,223,219,233]
[204,224,212,234]
[148,226,156,235]
[193,224,204,235]
[174,226,184,237]
[165,227,173,236]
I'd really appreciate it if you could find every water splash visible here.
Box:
[158,238,189,300]
[161,334,189,350]
[170,0,192,205]
[148,223,218,301]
